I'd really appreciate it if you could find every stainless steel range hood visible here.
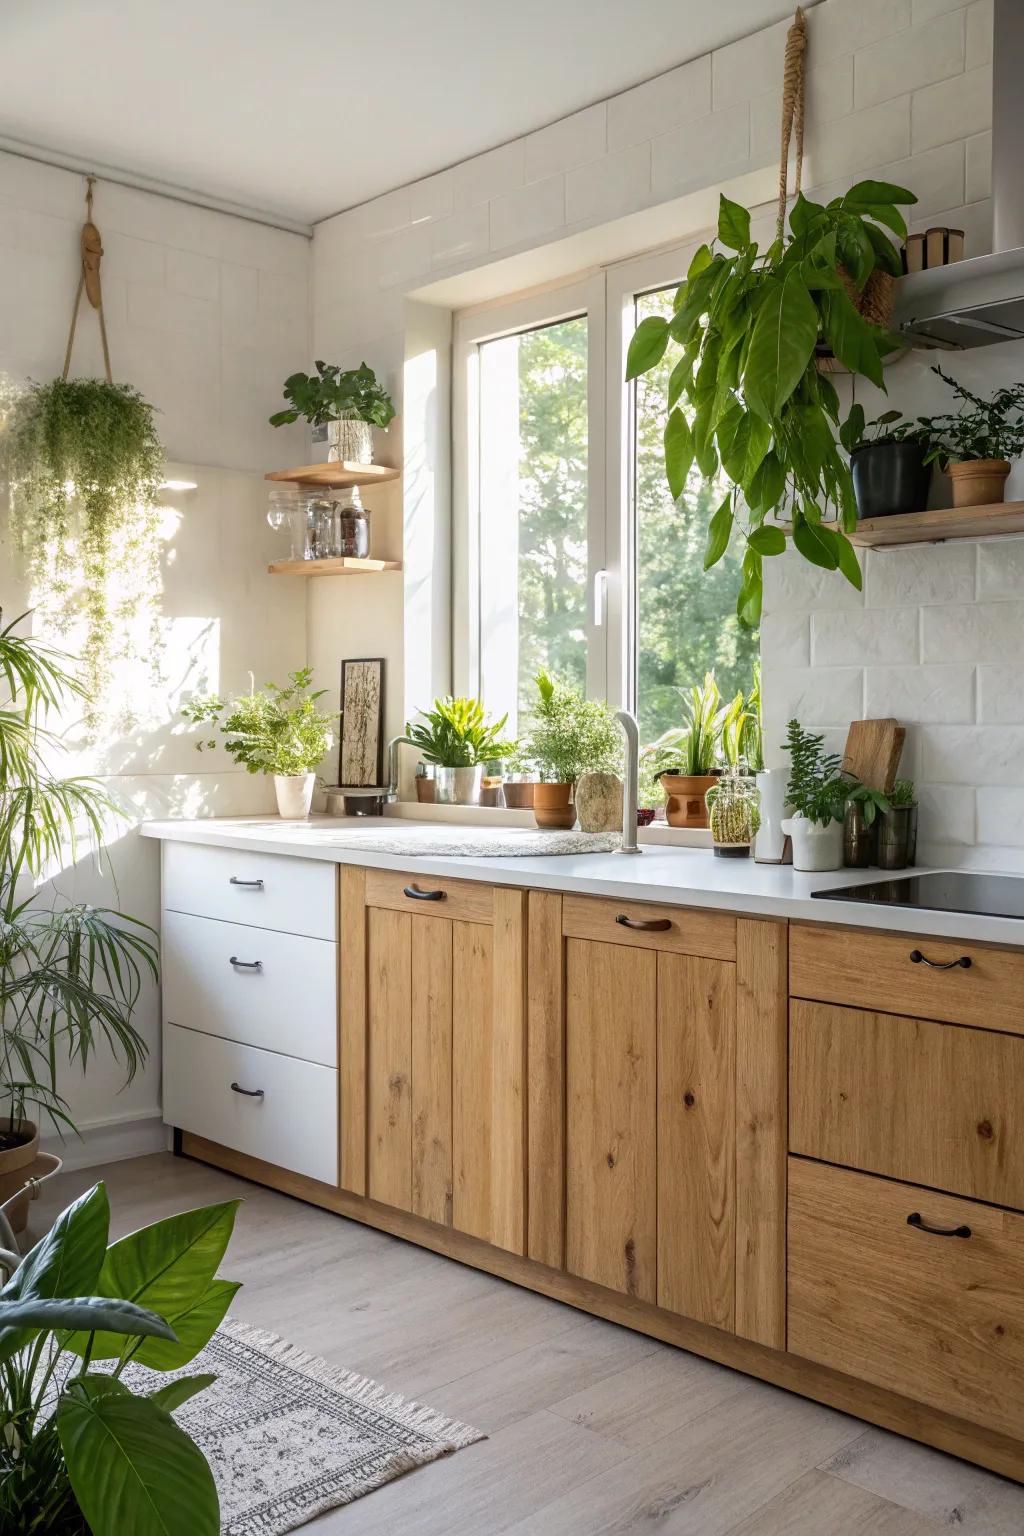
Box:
[894,0,1023,349]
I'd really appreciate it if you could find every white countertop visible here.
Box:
[141,815,1024,947]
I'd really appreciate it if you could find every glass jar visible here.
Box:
[335,487,371,559]
[267,487,304,558]
[297,495,336,559]
[706,766,761,859]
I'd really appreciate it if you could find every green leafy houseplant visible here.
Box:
[182,669,336,777]
[783,718,847,826]
[626,181,917,625]
[0,1180,239,1534]
[918,367,1024,465]
[2,380,164,723]
[405,697,509,768]
[0,615,156,1150]
[522,671,621,785]
[658,673,728,776]
[889,776,916,807]
[269,361,396,429]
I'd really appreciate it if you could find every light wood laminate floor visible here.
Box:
[35,1153,1024,1534]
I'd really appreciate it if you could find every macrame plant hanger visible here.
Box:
[776,7,807,241]
[62,176,113,384]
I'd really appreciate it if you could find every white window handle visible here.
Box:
[592,569,608,628]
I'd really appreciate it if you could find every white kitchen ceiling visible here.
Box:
[0,0,795,228]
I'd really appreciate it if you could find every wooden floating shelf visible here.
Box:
[265,462,401,489]
[849,501,1024,549]
[268,556,403,577]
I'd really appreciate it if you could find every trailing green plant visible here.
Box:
[269,361,396,430]
[0,614,156,1147]
[845,780,891,827]
[0,1180,239,1534]
[522,671,621,785]
[1,379,164,724]
[405,697,509,768]
[626,181,917,625]
[658,673,729,776]
[889,777,916,807]
[783,718,847,826]
[183,668,336,777]
[918,367,1024,465]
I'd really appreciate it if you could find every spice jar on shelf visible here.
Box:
[334,486,371,559]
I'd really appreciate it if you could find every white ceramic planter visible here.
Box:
[781,813,843,872]
[274,772,316,819]
[434,765,483,805]
[754,769,791,864]
[327,416,373,464]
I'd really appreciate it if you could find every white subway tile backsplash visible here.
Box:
[374,225,431,290]
[765,550,865,612]
[922,725,1024,784]
[917,784,976,847]
[865,664,975,723]
[764,666,864,740]
[854,9,965,109]
[921,602,1024,663]
[759,611,810,668]
[651,104,750,202]
[965,130,992,203]
[812,607,919,666]
[489,174,565,252]
[345,186,414,242]
[525,104,606,183]
[808,140,965,222]
[976,537,1024,599]
[430,205,490,269]
[409,171,455,227]
[976,788,1024,848]
[966,0,993,69]
[806,97,912,186]
[912,64,992,152]
[565,142,650,226]
[453,141,525,212]
[606,56,711,151]
[865,543,975,608]
[977,666,1024,725]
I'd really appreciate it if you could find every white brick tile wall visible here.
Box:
[965,130,992,202]
[854,8,965,109]
[453,141,525,211]
[712,19,789,110]
[864,543,975,607]
[763,666,864,747]
[912,0,971,18]
[651,104,750,201]
[524,104,607,183]
[809,0,911,62]
[921,602,1024,663]
[750,56,856,161]
[430,205,490,269]
[966,0,994,69]
[759,611,810,667]
[489,173,565,252]
[917,784,976,845]
[606,57,711,151]
[978,666,1024,724]
[977,788,1024,847]
[976,536,1024,598]
[166,248,220,301]
[409,171,455,227]
[923,727,1024,785]
[565,142,651,226]
[911,63,992,152]
[865,664,975,723]
[812,608,920,666]
[806,97,912,185]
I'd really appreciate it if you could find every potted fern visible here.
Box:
[780,719,848,871]
[404,697,509,805]
[656,674,728,829]
[521,672,621,829]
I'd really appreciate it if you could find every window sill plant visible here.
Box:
[919,367,1024,508]
[842,407,933,520]
[780,719,848,872]
[183,668,336,820]
[652,673,728,830]
[521,671,621,830]
[269,360,395,464]
[405,697,509,806]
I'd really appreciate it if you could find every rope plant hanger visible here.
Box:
[1,176,164,730]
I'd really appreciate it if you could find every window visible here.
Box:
[454,252,757,744]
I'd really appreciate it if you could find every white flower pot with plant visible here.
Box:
[269,360,396,464]
[780,719,847,872]
[520,670,621,831]
[404,697,510,806]
[182,667,336,820]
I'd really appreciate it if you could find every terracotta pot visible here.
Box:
[0,1119,39,1177]
[502,781,536,809]
[533,782,575,830]
[661,773,718,829]
[0,1147,62,1235]
[946,458,1010,507]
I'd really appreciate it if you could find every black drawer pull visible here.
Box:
[907,1212,972,1239]
[909,949,972,970]
[616,914,672,932]
[230,1082,264,1099]
[229,877,264,888]
[229,956,262,971]
[403,885,445,901]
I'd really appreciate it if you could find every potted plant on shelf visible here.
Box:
[0,1180,238,1534]
[268,360,396,464]
[521,671,621,829]
[0,616,156,1217]
[657,673,727,829]
[781,719,848,871]
[404,696,509,806]
[918,367,1024,508]
[626,181,917,625]
[876,777,918,870]
[183,668,336,820]
[842,406,933,519]
[500,742,539,810]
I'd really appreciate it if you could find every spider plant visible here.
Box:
[660,674,729,777]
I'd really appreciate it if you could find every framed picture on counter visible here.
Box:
[339,657,385,787]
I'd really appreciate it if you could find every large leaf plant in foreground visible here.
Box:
[626,181,917,625]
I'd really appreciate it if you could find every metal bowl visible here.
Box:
[324,786,386,817]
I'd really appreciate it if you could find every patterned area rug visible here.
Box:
[123,1318,484,1535]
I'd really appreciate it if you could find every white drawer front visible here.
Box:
[162,841,335,940]
[162,911,336,1067]
[164,1024,338,1185]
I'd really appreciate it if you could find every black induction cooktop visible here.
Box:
[811,871,1024,921]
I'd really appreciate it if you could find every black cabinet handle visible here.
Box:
[616,914,672,932]
[229,956,262,971]
[403,885,445,901]
[229,877,264,888]
[907,1211,971,1239]
[909,950,972,970]
[230,1082,264,1099]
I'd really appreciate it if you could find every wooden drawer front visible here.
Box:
[562,894,735,962]
[364,869,493,925]
[162,841,336,941]
[163,1024,338,1185]
[791,923,1024,1036]
[788,1158,1024,1442]
[162,911,337,1067]
[791,1000,1024,1210]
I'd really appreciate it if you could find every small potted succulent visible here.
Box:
[919,367,1024,508]
[780,719,848,871]
[877,777,918,869]
[404,696,508,806]
[842,406,933,519]
[269,360,396,463]
[521,670,621,829]
[657,674,727,829]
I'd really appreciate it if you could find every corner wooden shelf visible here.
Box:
[849,501,1024,549]
[265,462,401,490]
[268,556,402,577]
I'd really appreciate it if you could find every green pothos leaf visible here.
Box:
[625,315,670,380]
[737,549,763,628]
[703,493,734,571]
[664,409,694,500]
[747,524,787,557]
[834,530,863,590]
[792,511,839,570]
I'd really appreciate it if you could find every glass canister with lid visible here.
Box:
[334,486,371,559]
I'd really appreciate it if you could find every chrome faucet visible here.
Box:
[614,709,642,854]
[385,734,416,802]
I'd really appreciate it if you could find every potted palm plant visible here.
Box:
[780,719,848,871]
[919,367,1024,507]
[657,674,728,829]
[269,360,396,463]
[183,668,336,819]
[405,697,509,806]
[521,671,621,829]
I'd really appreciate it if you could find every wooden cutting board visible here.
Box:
[842,718,906,793]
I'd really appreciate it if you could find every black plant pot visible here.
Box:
[850,440,931,520]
